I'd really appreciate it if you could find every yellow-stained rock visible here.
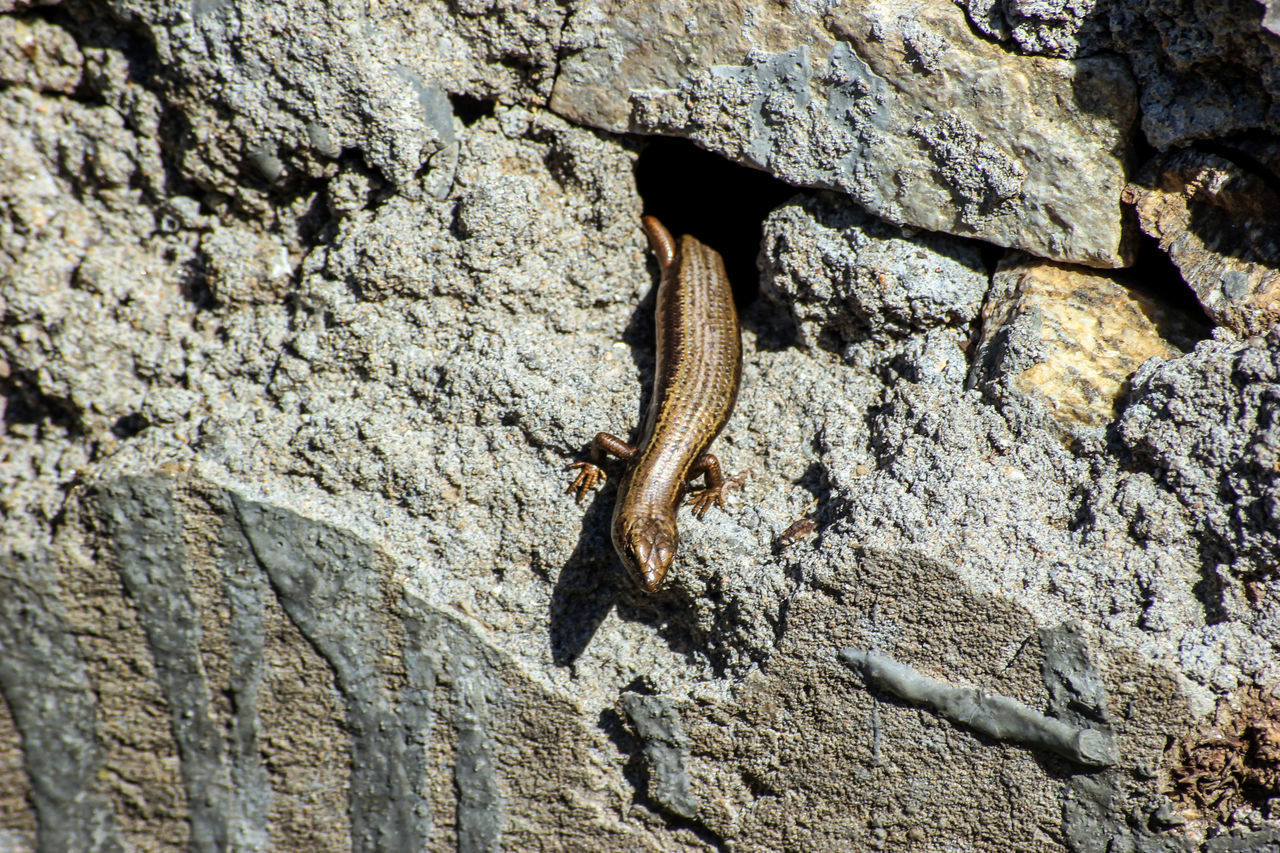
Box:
[971,258,1197,433]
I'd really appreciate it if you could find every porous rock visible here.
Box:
[3,5,1279,852]
[1118,331,1280,583]
[0,15,82,93]
[969,257,1198,436]
[95,0,567,206]
[554,0,1138,267]
[954,0,1280,150]
[1127,146,1280,336]
[759,192,987,350]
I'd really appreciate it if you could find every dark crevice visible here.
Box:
[977,241,1004,278]
[1197,134,1280,200]
[634,138,796,308]
[741,768,780,801]
[1126,91,1159,175]
[622,676,655,696]
[180,251,216,310]
[1192,540,1232,626]
[2,373,85,436]
[449,92,495,126]
[1123,232,1213,344]
[1121,81,1216,346]
[659,811,729,852]
[62,3,161,91]
[291,180,336,249]
[110,413,150,439]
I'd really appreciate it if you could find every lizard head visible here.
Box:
[613,513,678,593]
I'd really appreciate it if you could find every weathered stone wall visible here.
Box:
[1,0,1277,850]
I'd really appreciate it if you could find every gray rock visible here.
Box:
[554,0,1138,267]
[1118,331,1280,584]
[95,0,565,206]
[3,5,1280,852]
[955,0,1280,149]
[760,193,987,349]
[0,548,123,853]
[838,647,1119,767]
[1203,828,1280,852]
[620,693,700,820]
[0,16,82,93]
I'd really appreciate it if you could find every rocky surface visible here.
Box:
[1118,331,1280,589]
[759,193,987,355]
[1,1,1278,852]
[1127,146,1280,336]
[556,0,1137,267]
[955,0,1280,149]
[969,258,1198,437]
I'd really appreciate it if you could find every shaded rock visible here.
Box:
[1127,146,1280,336]
[1109,0,1280,150]
[553,0,1137,266]
[969,258,1196,435]
[620,693,699,820]
[955,0,1280,150]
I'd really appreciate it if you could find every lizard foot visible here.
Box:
[566,462,606,503]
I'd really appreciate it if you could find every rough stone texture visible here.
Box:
[54,478,694,851]
[955,0,1280,150]
[0,16,82,94]
[554,0,1138,267]
[1118,331,1280,584]
[760,193,987,351]
[1128,146,1280,336]
[957,0,1111,57]
[1111,0,1280,151]
[620,693,700,820]
[1166,685,1280,822]
[2,3,1279,852]
[969,258,1198,437]
[682,551,1197,851]
[93,0,566,207]
[0,689,36,852]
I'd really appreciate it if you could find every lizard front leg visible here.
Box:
[566,432,636,502]
[683,452,731,518]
